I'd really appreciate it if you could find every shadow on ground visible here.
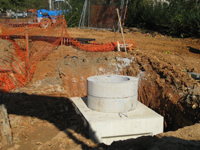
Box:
[1,92,94,149]
[1,92,200,150]
[187,46,200,54]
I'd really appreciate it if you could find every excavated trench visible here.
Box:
[24,45,200,132]
[1,38,200,146]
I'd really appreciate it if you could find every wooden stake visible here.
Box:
[25,26,30,81]
[117,41,120,52]
[61,16,64,46]
[116,9,127,52]
[113,23,117,42]
[0,94,13,145]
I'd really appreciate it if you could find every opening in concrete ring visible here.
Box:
[91,75,130,82]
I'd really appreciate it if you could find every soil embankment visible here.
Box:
[0,28,200,150]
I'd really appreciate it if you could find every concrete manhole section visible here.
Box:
[87,75,139,113]
[71,75,163,145]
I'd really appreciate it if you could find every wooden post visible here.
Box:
[0,94,13,145]
[25,26,30,81]
[116,9,127,52]
[117,41,120,52]
[61,16,64,46]
[113,23,117,42]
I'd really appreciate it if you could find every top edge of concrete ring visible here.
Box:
[87,75,139,98]
[87,75,138,84]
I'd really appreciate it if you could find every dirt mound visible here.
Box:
[106,123,200,150]
[13,43,200,133]
[21,45,134,97]
[14,39,200,130]
[128,49,200,131]
[1,28,200,149]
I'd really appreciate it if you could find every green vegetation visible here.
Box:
[0,0,49,12]
[65,0,200,37]
[125,0,200,37]
[0,0,83,27]
[2,0,200,37]
[65,0,84,27]
[64,9,82,27]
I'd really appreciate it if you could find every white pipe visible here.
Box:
[49,0,52,10]
[52,0,72,10]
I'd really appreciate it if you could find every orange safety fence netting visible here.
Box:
[0,15,135,92]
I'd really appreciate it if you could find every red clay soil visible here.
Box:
[0,28,200,150]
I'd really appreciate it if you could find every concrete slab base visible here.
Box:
[71,97,164,145]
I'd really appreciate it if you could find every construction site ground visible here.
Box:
[1,27,200,150]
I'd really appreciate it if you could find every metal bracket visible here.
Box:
[118,109,128,118]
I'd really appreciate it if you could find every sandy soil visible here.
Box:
[0,28,200,150]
